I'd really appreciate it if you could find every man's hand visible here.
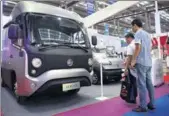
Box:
[124,69,128,75]
[130,59,136,69]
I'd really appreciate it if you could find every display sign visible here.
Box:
[62,82,80,91]
[86,0,95,15]
[151,59,164,86]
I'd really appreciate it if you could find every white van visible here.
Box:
[92,46,124,84]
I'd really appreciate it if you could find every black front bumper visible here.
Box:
[34,77,91,94]
[102,69,122,80]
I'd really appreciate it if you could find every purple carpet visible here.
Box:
[53,85,169,116]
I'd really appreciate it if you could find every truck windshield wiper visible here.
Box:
[30,42,58,51]
[32,42,88,52]
[62,42,88,53]
[38,44,59,51]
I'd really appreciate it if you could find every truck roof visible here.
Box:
[11,1,83,23]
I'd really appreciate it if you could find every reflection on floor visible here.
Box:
[1,81,121,116]
[53,85,169,116]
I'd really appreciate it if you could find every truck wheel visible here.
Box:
[1,69,6,87]
[16,96,27,105]
[103,79,110,84]
[14,82,27,104]
[1,81,6,87]
[92,72,100,85]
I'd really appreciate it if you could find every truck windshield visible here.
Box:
[93,47,117,57]
[93,48,106,53]
[27,13,89,48]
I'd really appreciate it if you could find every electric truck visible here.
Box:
[1,1,97,104]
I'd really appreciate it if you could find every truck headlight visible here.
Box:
[88,58,93,66]
[122,69,125,72]
[32,58,42,68]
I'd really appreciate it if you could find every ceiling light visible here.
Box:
[3,2,8,6]
[58,17,62,20]
[136,4,140,7]
[96,1,109,6]
[139,1,149,6]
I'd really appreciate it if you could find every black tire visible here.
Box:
[11,72,27,105]
[67,89,80,95]
[1,81,6,87]
[16,96,27,105]
[103,79,110,84]
[1,69,6,88]
[92,72,100,85]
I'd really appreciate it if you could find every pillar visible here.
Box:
[1,1,3,52]
[148,12,151,32]
[117,20,120,35]
[145,11,149,31]
[0,0,3,62]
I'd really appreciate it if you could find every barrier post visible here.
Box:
[95,63,108,101]
[100,63,103,97]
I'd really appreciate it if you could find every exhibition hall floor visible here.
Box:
[54,84,169,116]
[1,81,168,116]
[1,81,121,116]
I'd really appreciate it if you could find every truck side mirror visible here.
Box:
[8,24,19,40]
[91,36,97,46]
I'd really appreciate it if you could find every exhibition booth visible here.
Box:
[1,14,167,88]
[1,1,169,116]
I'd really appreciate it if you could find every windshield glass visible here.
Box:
[93,48,106,53]
[93,46,117,57]
[27,13,89,47]
[106,46,116,57]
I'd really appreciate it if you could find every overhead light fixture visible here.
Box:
[136,4,140,7]
[3,2,8,6]
[96,1,109,6]
[58,17,62,20]
[139,1,149,6]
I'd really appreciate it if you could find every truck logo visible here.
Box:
[67,59,73,67]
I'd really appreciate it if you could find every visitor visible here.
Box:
[130,19,155,112]
[124,32,138,104]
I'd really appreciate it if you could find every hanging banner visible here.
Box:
[104,0,116,35]
[104,23,109,35]
[123,28,130,35]
[86,0,95,15]
[108,0,116,4]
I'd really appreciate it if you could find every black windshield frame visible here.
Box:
[26,13,90,48]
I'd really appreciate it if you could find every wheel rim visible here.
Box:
[92,73,98,84]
